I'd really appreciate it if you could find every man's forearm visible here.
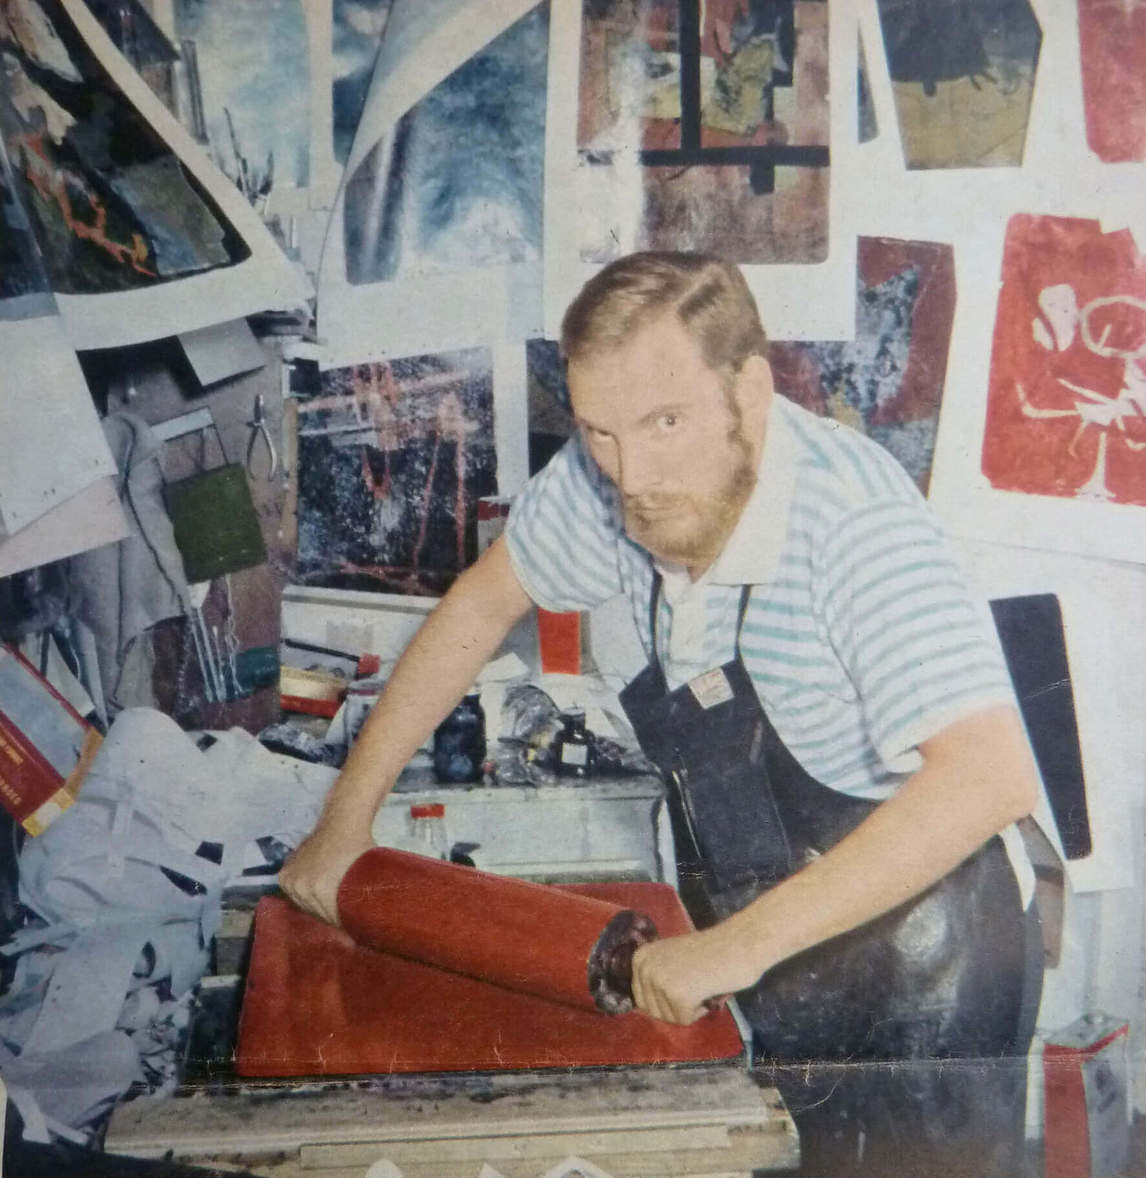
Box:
[720,703,1040,983]
[316,536,533,831]
[632,703,1040,1022]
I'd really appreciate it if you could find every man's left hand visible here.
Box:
[630,928,757,1025]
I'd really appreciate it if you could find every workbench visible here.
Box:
[106,1066,798,1176]
[103,758,799,1177]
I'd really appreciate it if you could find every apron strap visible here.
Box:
[647,575,754,675]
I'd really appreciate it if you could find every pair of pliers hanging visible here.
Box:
[245,393,279,480]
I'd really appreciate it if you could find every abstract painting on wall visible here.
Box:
[171,0,311,210]
[0,0,244,295]
[0,0,310,347]
[575,0,829,262]
[1077,0,1146,163]
[982,214,1146,508]
[770,237,956,492]
[317,0,546,364]
[296,348,497,596]
[343,3,546,286]
[332,0,392,167]
[876,0,1041,168]
[525,338,573,476]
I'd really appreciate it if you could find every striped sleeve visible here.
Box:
[504,437,625,612]
[814,497,1016,769]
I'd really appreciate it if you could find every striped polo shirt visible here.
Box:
[505,393,1032,895]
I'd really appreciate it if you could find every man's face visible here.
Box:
[568,314,768,574]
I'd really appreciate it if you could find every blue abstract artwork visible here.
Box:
[175,0,310,200]
[332,0,392,165]
[343,2,547,284]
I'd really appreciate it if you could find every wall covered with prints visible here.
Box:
[2,0,1146,1133]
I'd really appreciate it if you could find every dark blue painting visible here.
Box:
[332,0,392,165]
[525,338,572,475]
[343,2,547,284]
[0,137,54,318]
[0,0,246,294]
[296,349,497,596]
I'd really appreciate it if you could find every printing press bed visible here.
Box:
[104,765,798,1177]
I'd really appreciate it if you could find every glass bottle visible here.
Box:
[554,708,595,779]
[432,691,486,784]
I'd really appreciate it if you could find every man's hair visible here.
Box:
[560,252,769,380]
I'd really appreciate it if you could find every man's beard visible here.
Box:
[623,431,757,568]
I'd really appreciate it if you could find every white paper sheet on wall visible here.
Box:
[0,316,120,541]
[0,0,312,351]
[543,0,857,345]
[316,0,546,367]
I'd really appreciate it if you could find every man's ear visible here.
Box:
[735,354,774,421]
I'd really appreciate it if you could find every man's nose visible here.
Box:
[616,439,660,497]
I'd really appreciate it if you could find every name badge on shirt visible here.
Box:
[688,668,735,710]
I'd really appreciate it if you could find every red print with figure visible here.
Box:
[982,215,1146,507]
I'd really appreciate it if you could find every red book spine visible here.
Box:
[0,645,99,835]
[0,712,65,823]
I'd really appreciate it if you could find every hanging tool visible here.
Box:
[186,582,223,703]
[245,393,278,480]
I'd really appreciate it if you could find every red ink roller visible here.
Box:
[337,848,656,1014]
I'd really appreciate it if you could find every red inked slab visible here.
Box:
[236,881,744,1078]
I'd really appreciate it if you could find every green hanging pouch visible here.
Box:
[163,421,266,583]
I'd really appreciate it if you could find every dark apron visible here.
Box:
[619,577,1033,1172]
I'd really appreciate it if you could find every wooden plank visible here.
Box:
[300,1123,730,1167]
[106,1067,798,1174]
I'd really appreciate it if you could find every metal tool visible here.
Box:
[245,393,278,480]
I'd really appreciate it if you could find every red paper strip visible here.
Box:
[1078,0,1146,163]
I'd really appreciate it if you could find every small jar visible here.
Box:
[554,708,595,779]
[432,691,486,784]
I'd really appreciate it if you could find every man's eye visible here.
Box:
[658,414,679,429]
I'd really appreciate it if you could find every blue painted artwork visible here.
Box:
[343,2,547,284]
[525,338,573,475]
[0,136,54,318]
[175,0,310,201]
[332,0,392,165]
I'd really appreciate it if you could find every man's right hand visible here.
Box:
[278,823,375,927]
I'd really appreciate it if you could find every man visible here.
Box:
[283,253,1043,1175]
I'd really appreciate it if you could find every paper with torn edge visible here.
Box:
[0,0,311,351]
[316,0,545,366]
[543,0,856,344]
